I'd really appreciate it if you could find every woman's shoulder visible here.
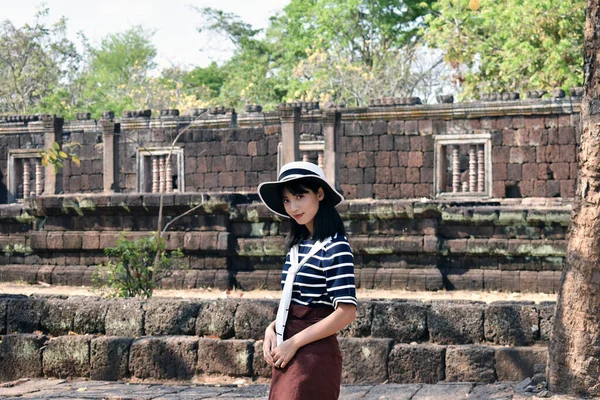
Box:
[324,233,352,253]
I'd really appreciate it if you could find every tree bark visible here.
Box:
[547,0,600,395]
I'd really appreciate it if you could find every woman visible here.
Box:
[257,161,357,400]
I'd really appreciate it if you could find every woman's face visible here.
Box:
[282,186,324,233]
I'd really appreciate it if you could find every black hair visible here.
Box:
[277,177,346,250]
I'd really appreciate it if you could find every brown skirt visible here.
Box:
[268,304,342,400]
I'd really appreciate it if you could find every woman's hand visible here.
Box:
[270,338,300,369]
[263,322,277,367]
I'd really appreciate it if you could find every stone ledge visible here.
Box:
[0,334,550,384]
[0,295,557,345]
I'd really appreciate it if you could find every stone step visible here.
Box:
[0,333,547,384]
[0,264,562,293]
[0,295,554,346]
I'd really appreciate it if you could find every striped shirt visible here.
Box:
[282,234,357,309]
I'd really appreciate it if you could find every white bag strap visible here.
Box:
[274,237,332,346]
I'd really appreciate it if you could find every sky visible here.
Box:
[3,0,291,69]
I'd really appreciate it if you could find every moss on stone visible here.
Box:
[362,247,395,255]
[15,212,35,224]
[498,211,526,225]
[250,223,265,237]
[545,212,571,226]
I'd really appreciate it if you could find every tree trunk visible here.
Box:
[547,0,600,395]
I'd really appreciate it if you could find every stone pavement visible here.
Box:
[0,379,592,400]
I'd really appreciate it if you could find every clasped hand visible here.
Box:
[263,325,299,369]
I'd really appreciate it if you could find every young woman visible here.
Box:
[257,161,357,400]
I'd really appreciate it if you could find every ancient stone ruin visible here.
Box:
[0,93,579,384]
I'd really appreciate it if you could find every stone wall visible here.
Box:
[338,112,580,199]
[0,193,569,293]
[0,97,582,204]
[0,294,553,384]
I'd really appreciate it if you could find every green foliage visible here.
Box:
[92,234,184,298]
[0,7,80,113]
[79,26,157,118]
[195,0,437,108]
[424,0,585,99]
[39,141,81,173]
[3,243,33,256]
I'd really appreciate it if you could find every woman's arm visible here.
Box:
[270,303,356,369]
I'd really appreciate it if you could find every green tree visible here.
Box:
[0,7,80,114]
[79,26,158,117]
[424,0,585,99]
[196,1,438,108]
[184,63,227,98]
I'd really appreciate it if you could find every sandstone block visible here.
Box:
[340,338,393,384]
[484,302,539,345]
[371,301,427,342]
[427,301,484,344]
[41,298,76,336]
[43,335,91,378]
[6,296,44,333]
[538,302,555,341]
[495,346,547,381]
[388,344,445,384]
[105,299,145,337]
[73,297,108,334]
[196,300,238,339]
[197,338,253,376]
[252,340,272,378]
[234,299,278,340]
[0,296,7,334]
[143,299,200,335]
[339,301,374,338]
[445,345,496,383]
[90,336,132,381]
[0,334,46,382]
[130,336,198,380]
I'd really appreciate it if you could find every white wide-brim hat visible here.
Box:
[257,161,344,218]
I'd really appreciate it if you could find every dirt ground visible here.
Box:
[0,282,557,304]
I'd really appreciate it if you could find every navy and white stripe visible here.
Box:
[281,234,357,309]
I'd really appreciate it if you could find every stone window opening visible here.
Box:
[7,150,44,203]
[277,140,324,175]
[137,147,185,193]
[433,134,492,198]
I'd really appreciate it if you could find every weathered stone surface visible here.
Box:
[252,340,272,378]
[388,344,445,384]
[90,336,133,381]
[340,338,392,384]
[130,336,198,380]
[143,299,200,335]
[43,335,91,378]
[427,301,484,344]
[6,296,44,333]
[0,295,12,334]
[197,338,253,376]
[445,346,496,383]
[339,301,374,338]
[484,302,539,345]
[105,299,144,337]
[72,297,107,334]
[495,346,547,381]
[234,299,277,340]
[41,298,76,336]
[538,301,555,341]
[360,384,422,400]
[196,299,238,339]
[0,334,46,381]
[371,301,427,342]
[411,383,473,400]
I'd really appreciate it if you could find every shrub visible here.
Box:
[92,233,184,298]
